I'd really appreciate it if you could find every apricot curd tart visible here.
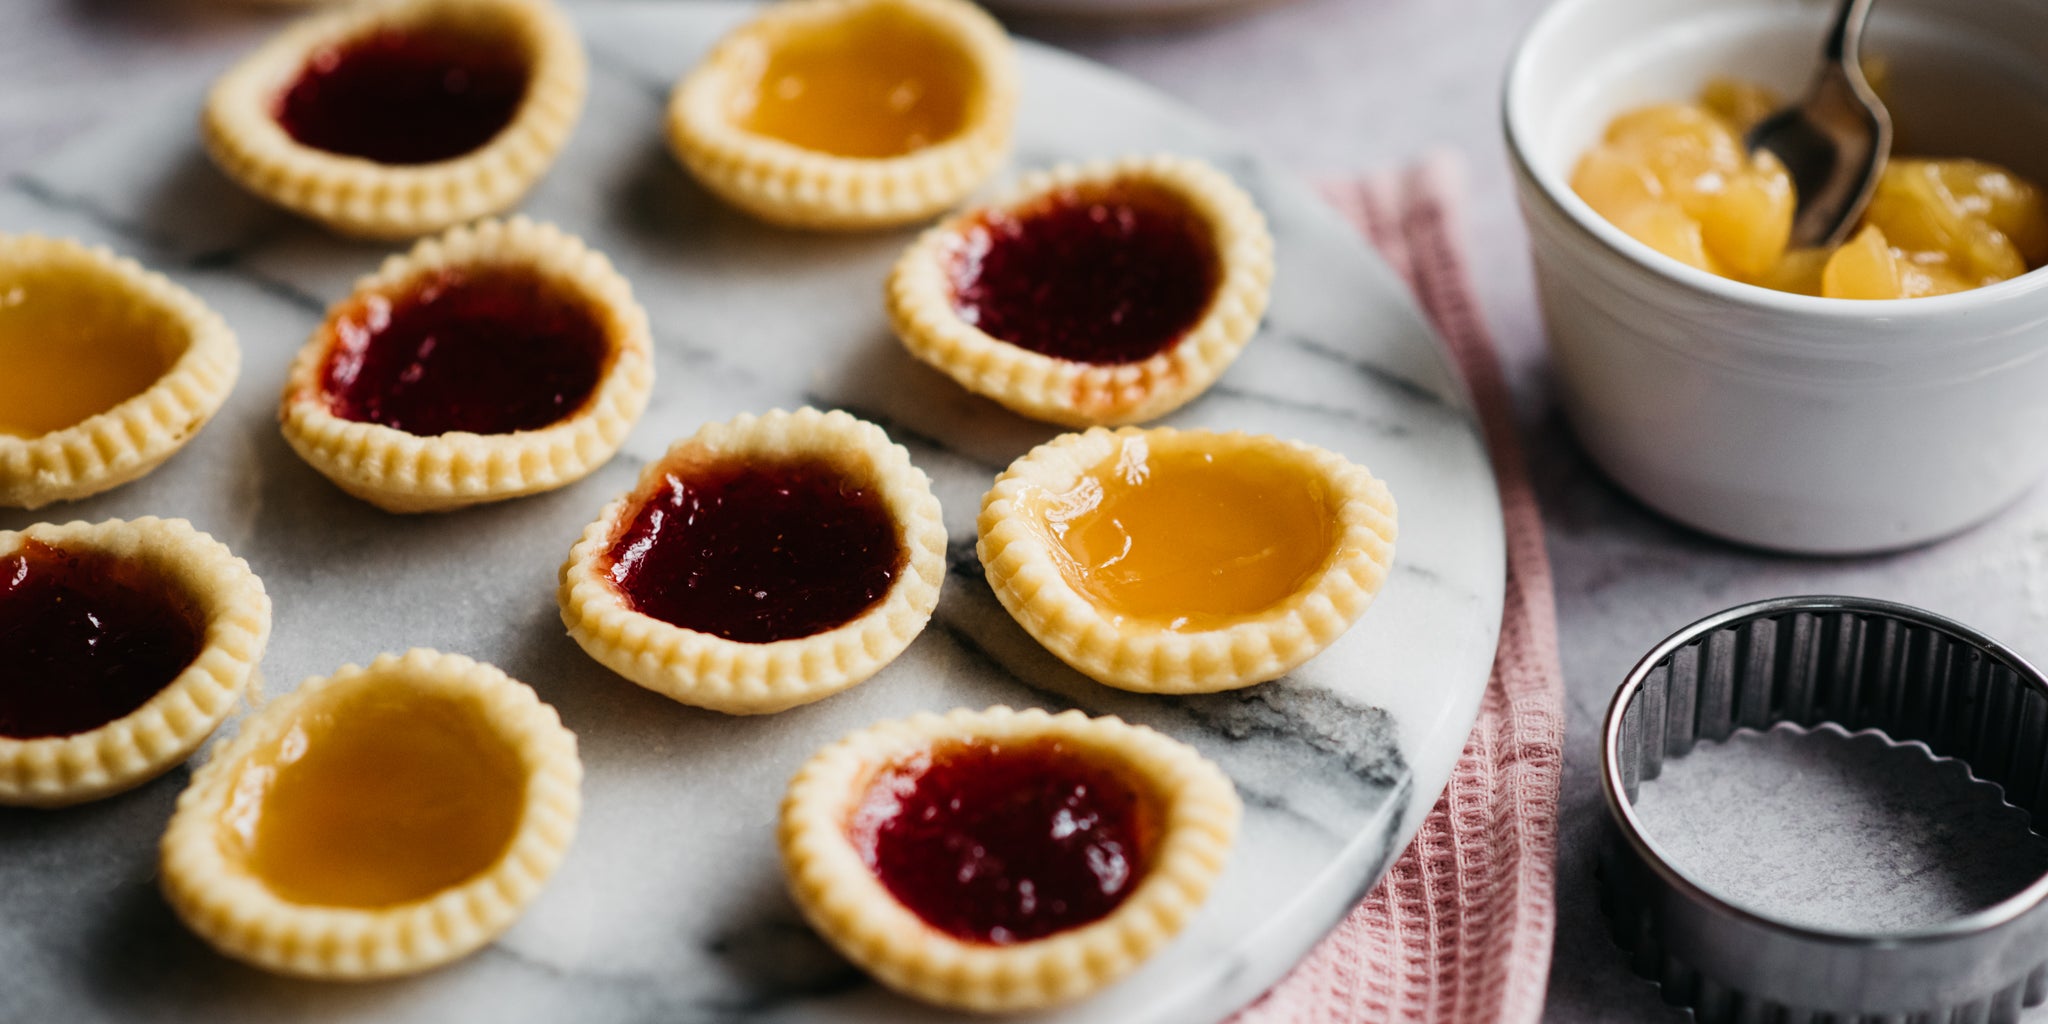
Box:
[203,0,587,239]
[979,427,1396,693]
[0,518,270,809]
[559,407,946,715]
[160,649,580,980]
[889,155,1274,427]
[667,0,1017,230]
[279,217,653,512]
[0,235,240,510]
[780,706,1240,1011]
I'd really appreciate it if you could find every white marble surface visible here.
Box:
[11,1,2048,1021]
[0,4,1505,1022]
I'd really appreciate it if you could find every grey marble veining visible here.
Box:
[0,6,1504,1023]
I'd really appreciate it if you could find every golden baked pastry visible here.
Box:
[888,155,1274,426]
[978,426,1396,693]
[780,705,1240,1011]
[278,217,653,513]
[0,235,239,510]
[0,518,270,808]
[160,649,581,979]
[203,0,587,239]
[667,0,1016,230]
[558,407,945,714]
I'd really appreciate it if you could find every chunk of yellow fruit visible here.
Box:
[1822,225,1904,299]
[1700,77,1783,136]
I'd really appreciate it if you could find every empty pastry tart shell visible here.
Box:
[779,705,1241,1012]
[0,518,271,809]
[978,426,1397,693]
[666,0,1017,230]
[888,155,1274,427]
[159,648,582,980]
[558,407,947,715]
[202,0,587,240]
[0,235,240,511]
[278,217,653,513]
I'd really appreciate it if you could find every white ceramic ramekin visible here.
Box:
[1506,0,2048,554]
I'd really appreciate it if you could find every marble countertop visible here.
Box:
[10,1,2048,1020]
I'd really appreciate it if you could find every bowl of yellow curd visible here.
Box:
[1506,0,2048,553]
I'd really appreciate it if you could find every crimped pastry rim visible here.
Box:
[665,0,1017,230]
[977,426,1397,693]
[557,407,947,715]
[159,648,582,980]
[202,0,587,240]
[779,705,1241,1012]
[0,518,271,808]
[0,234,241,511]
[278,216,654,513]
[887,154,1275,426]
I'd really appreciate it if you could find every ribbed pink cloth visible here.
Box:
[1229,161,1566,1024]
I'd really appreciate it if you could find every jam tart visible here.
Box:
[160,649,580,979]
[888,155,1274,426]
[666,0,1017,230]
[279,217,653,513]
[979,426,1396,693]
[0,518,270,809]
[0,235,239,510]
[203,0,587,239]
[558,407,946,715]
[780,705,1240,1011]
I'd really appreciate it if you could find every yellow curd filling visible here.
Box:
[1039,439,1336,632]
[1573,77,2048,299]
[735,8,975,159]
[0,265,181,438]
[225,689,526,909]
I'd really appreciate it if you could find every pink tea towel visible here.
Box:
[1230,160,1566,1024]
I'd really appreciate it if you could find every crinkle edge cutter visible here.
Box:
[1600,595,2048,1023]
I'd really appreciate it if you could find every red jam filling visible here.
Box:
[321,269,608,436]
[851,739,1155,945]
[276,27,530,165]
[605,457,904,644]
[0,541,205,740]
[949,185,1221,365]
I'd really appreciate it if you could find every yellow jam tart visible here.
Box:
[1573,76,2048,298]
[0,518,270,808]
[558,407,946,715]
[203,0,587,239]
[0,235,239,510]
[160,649,580,979]
[667,0,1017,230]
[889,155,1274,426]
[781,706,1240,1011]
[979,427,1396,693]
[278,217,653,513]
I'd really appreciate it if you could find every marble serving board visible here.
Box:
[0,4,1504,1022]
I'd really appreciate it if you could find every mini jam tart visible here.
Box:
[780,706,1240,1011]
[279,218,653,513]
[666,0,1017,230]
[0,518,270,809]
[558,407,946,715]
[203,0,586,239]
[979,427,1396,693]
[160,649,580,980]
[889,155,1274,426]
[0,235,239,510]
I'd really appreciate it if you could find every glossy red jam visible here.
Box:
[606,457,904,644]
[322,269,608,436]
[0,541,205,740]
[949,185,1221,365]
[851,739,1155,944]
[276,28,529,165]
